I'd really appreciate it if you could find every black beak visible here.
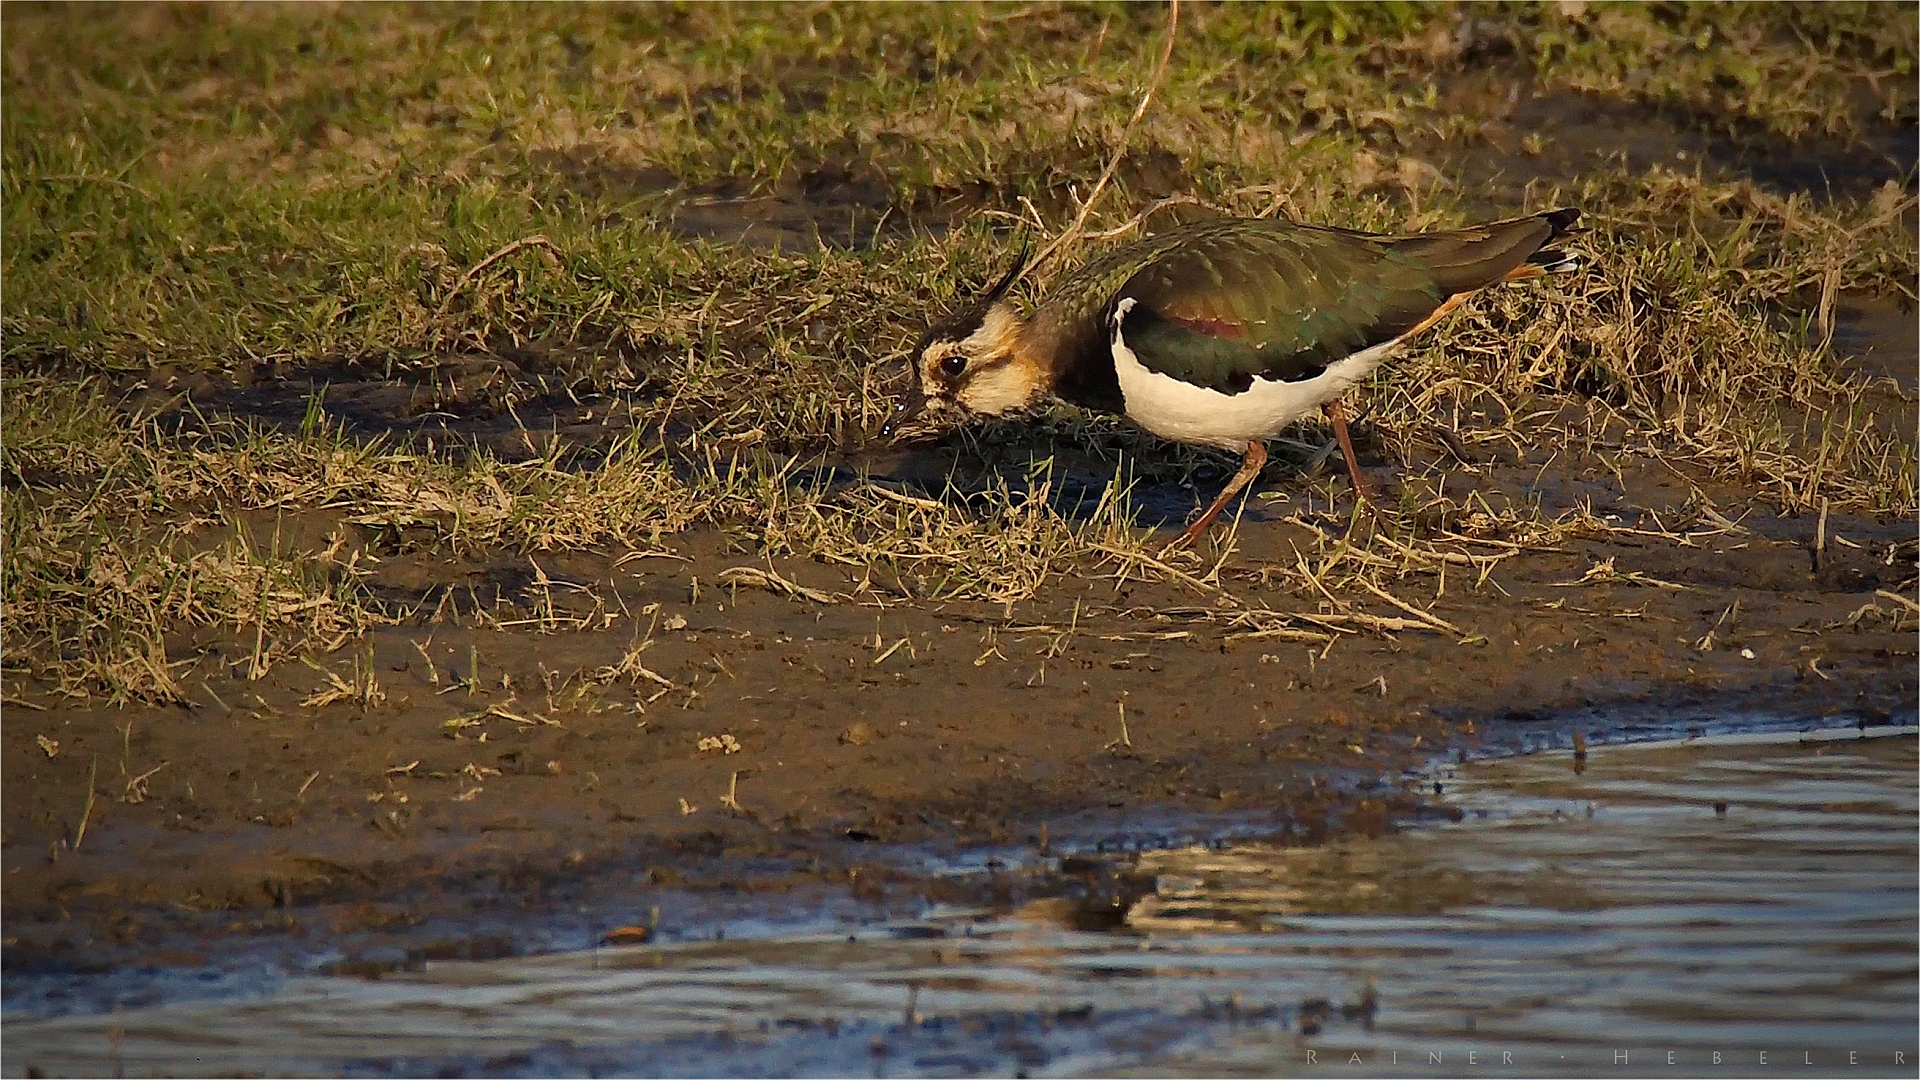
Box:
[880,383,926,439]
[882,385,958,445]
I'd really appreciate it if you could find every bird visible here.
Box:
[892,207,1581,549]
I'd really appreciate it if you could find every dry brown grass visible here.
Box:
[4,3,1913,701]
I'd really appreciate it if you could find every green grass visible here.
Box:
[8,3,1910,376]
[3,2,1915,701]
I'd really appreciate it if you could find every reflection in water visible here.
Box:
[5,732,1914,1078]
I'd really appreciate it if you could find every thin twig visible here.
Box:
[1075,193,1209,244]
[1813,497,1829,573]
[716,564,842,605]
[1874,589,1919,614]
[861,482,949,513]
[433,235,558,320]
[1221,626,1336,644]
[1087,540,1233,603]
[1351,577,1466,637]
[75,757,98,850]
[1020,0,1179,286]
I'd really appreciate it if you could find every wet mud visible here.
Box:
[1426,78,1915,209]
[5,425,1915,995]
[9,730,1911,1077]
[532,144,989,253]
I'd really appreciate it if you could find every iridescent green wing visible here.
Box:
[1113,220,1444,392]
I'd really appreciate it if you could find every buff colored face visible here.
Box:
[912,301,1044,417]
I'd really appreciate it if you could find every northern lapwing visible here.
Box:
[893,208,1581,548]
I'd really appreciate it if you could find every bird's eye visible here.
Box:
[940,354,968,378]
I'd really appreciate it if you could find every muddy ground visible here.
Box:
[6,424,1916,986]
[5,80,1918,992]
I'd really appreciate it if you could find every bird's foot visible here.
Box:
[1158,525,1206,558]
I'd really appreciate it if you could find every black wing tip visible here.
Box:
[1526,208,1584,273]
[1540,207,1582,235]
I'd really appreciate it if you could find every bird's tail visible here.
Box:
[1393,208,1584,293]
[1512,207,1582,277]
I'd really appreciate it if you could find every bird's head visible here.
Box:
[887,247,1048,439]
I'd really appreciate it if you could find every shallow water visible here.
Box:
[6,729,1914,1078]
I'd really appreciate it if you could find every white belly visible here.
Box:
[1110,297,1398,451]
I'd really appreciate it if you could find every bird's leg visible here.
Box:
[1322,398,1376,502]
[1165,441,1267,551]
